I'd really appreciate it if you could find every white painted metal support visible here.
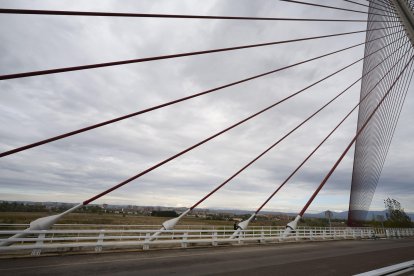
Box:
[260,230,265,243]
[229,213,256,239]
[95,230,105,252]
[212,232,218,246]
[162,209,191,230]
[277,230,283,242]
[229,228,242,240]
[0,203,83,246]
[150,209,191,241]
[237,230,244,245]
[31,204,83,231]
[143,233,150,250]
[370,229,376,239]
[181,232,188,248]
[282,215,301,238]
[0,229,30,247]
[355,260,414,276]
[31,232,46,256]
[149,228,162,241]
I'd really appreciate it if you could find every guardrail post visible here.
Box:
[181,232,188,248]
[260,230,265,243]
[238,230,244,245]
[143,232,150,250]
[212,231,218,246]
[310,230,314,241]
[322,230,326,240]
[370,229,373,238]
[31,232,46,256]
[95,230,105,252]
[278,229,283,242]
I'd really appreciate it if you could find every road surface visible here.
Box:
[0,238,413,275]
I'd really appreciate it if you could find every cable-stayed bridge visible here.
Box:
[0,0,413,267]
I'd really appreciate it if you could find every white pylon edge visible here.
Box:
[392,0,414,46]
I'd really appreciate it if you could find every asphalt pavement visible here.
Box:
[0,238,413,275]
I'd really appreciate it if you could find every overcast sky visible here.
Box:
[0,0,413,214]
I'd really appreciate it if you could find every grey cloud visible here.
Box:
[0,0,413,213]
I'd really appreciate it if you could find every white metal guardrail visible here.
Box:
[0,226,413,256]
[355,260,414,276]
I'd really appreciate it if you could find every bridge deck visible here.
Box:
[0,238,413,275]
